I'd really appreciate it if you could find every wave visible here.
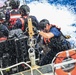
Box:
[24,0,76,13]
[1,0,75,47]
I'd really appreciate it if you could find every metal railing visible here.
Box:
[51,48,76,75]
[0,62,33,75]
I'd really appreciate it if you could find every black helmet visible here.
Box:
[39,19,50,30]
[0,12,5,20]
[9,0,20,9]
[19,5,30,16]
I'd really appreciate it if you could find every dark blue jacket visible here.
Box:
[0,24,9,37]
[50,26,61,37]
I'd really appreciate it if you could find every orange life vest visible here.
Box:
[54,49,76,75]
[9,14,21,28]
[19,16,27,31]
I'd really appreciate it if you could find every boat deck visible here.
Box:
[11,64,54,75]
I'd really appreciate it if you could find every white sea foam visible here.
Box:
[27,2,76,37]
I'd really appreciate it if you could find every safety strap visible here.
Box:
[28,18,34,38]
[19,17,34,38]
[19,18,25,31]
[66,51,69,57]
[19,16,28,31]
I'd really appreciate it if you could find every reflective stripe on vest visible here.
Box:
[10,14,21,18]
[10,14,21,27]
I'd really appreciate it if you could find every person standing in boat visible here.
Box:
[0,12,9,41]
[14,4,39,32]
[38,19,71,66]
[5,0,21,29]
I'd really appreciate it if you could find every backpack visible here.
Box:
[8,29,23,39]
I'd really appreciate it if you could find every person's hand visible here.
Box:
[34,27,40,34]
[35,30,40,34]
[37,30,40,33]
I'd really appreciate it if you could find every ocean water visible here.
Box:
[22,0,76,35]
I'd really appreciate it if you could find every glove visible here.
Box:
[37,30,40,33]
[35,30,40,34]
[34,27,40,34]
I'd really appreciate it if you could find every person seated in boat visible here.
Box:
[0,12,9,41]
[5,0,21,29]
[14,4,39,32]
[37,19,71,66]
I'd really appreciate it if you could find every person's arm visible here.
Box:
[39,31,54,39]
[2,25,9,37]
[39,27,61,39]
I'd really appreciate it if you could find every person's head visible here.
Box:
[9,0,20,9]
[5,0,10,7]
[19,5,30,16]
[39,19,50,31]
[0,12,5,23]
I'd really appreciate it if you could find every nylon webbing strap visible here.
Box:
[28,18,34,38]
[19,18,25,31]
